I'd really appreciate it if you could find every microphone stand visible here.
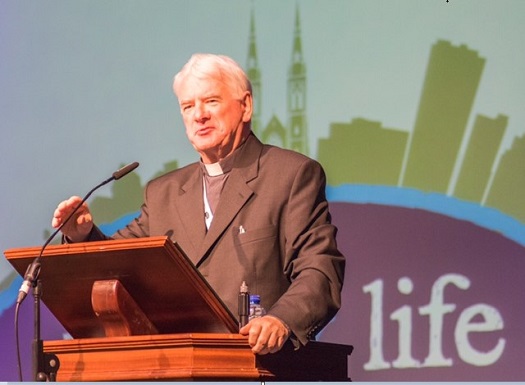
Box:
[32,279,59,381]
[16,161,139,381]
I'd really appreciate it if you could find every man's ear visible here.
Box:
[241,91,253,123]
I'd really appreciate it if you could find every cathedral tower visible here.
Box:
[246,10,262,137]
[287,5,308,155]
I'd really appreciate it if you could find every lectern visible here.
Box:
[5,236,352,381]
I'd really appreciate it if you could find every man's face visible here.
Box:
[176,75,252,164]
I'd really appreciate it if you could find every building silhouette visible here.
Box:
[246,5,309,156]
[399,40,486,193]
[246,10,262,138]
[486,133,525,223]
[318,118,407,186]
[287,5,308,155]
[454,114,507,202]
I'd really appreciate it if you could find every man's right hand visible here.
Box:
[51,196,93,242]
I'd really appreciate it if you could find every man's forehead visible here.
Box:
[178,75,227,98]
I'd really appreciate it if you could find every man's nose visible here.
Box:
[193,103,209,121]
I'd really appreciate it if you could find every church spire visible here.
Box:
[246,9,262,137]
[287,4,308,155]
[291,4,304,65]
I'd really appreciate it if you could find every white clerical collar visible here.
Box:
[204,162,224,176]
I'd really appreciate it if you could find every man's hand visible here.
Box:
[51,196,93,242]
[239,315,290,355]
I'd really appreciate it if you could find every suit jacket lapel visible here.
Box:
[175,167,207,264]
[195,135,262,266]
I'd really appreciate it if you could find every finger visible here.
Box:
[238,323,249,336]
[52,201,70,228]
[268,334,286,354]
[265,321,288,353]
[66,195,83,205]
[251,338,267,354]
[254,327,284,354]
[265,330,279,352]
[252,327,272,354]
[54,200,69,216]
[54,197,80,217]
[247,324,262,347]
[76,211,92,225]
[256,345,271,355]
[51,215,61,229]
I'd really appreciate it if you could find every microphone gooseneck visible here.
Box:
[16,161,140,305]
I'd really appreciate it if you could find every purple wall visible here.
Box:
[320,202,523,381]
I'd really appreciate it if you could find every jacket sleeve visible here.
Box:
[266,158,346,346]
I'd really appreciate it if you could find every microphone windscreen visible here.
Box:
[113,162,139,180]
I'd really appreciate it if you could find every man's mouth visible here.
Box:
[196,127,213,136]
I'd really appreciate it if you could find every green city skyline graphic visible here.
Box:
[317,39,523,225]
[88,7,525,228]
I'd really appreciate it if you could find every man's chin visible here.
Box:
[192,143,221,161]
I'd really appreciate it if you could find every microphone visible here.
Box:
[112,161,139,180]
[16,161,140,304]
[238,281,250,329]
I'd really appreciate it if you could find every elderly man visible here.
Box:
[52,53,345,355]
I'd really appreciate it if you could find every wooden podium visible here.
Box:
[5,236,352,381]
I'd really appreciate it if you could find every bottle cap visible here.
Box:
[249,294,261,304]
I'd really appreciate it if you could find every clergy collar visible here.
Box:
[203,161,224,176]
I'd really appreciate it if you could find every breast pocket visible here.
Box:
[232,225,281,279]
[233,225,277,245]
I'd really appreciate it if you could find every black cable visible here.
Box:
[15,302,23,381]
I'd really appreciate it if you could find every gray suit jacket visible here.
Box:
[91,134,345,345]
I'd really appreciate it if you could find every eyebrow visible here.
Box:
[180,94,223,104]
[203,94,223,101]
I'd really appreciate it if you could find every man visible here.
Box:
[52,53,345,355]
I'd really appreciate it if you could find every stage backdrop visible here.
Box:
[1,0,524,381]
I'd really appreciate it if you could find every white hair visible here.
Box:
[173,53,252,99]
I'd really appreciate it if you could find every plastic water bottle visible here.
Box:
[249,294,266,320]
